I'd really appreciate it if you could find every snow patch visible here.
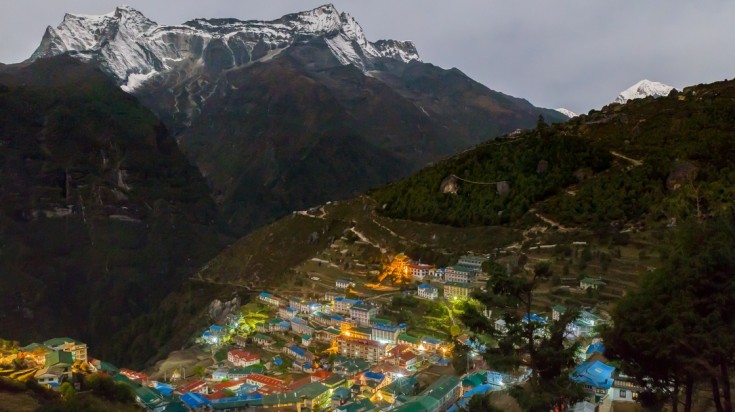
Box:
[615,79,674,104]
[555,108,578,118]
[121,71,157,92]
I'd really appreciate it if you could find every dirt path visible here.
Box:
[610,150,643,166]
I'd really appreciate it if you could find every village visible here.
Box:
[0,244,643,412]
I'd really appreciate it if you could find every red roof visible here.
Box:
[399,351,418,361]
[246,373,285,387]
[388,344,412,356]
[209,379,246,392]
[228,349,260,362]
[119,368,148,382]
[205,390,228,400]
[310,369,332,381]
[288,376,312,391]
[177,379,208,394]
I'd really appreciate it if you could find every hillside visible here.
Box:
[0,56,224,366]
[190,77,735,322]
[373,80,735,230]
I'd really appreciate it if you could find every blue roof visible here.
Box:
[181,392,211,408]
[372,323,399,332]
[418,283,437,290]
[273,358,283,366]
[210,394,263,406]
[259,292,273,298]
[421,337,442,345]
[586,342,605,355]
[569,361,615,389]
[152,381,174,397]
[279,321,291,328]
[286,307,298,312]
[330,314,344,321]
[334,297,363,305]
[289,346,307,356]
[363,371,385,381]
[292,317,308,325]
[210,325,224,331]
[523,313,548,324]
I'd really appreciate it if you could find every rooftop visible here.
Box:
[444,281,471,288]
[43,337,85,347]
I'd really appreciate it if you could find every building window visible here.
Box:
[620,389,627,398]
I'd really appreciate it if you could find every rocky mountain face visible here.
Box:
[31,4,566,235]
[615,79,674,104]
[0,56,223,363]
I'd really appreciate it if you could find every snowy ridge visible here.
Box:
[615,79,674,104]
[30,4,421,91]
[555,108,578,118]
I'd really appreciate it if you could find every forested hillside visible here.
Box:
[374,80,735,230]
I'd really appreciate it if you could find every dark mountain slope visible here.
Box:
[0,56,223,362]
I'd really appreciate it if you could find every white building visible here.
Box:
[445,266,478,283]
[336,279,355,289]
[371,323,403,344]
[333,297,363,315]
[457,255,488,271]
[417,284,438,300]
[408,263,436,280]
[350,304,378,327]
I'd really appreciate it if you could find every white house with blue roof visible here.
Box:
[417,283,439,300]
[569,360,615,403]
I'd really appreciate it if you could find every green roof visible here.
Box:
[423,375,461,401]
[253,333,273,341]
[322,374,347,388]
[228,364,265,375]
[268,317,284,324]
[134,386,165,408]
[337,398,375,412]
[20,343,49,352]
[552,304,567,313]
[113,373,137,386]
[398,333,420,344]
[393,396,441,412]
[45,350,73,367]
[355,327,372,335]
[296,382,330,400]
[462,372,486,388]
[581,277,607,286]
[383,376,419,396]
[43,337,84,347]
[97,360,120,373]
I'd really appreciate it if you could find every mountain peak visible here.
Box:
[615,79,674,104]
[555,108,578,118]
[31,4,420,89]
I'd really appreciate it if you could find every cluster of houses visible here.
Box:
[4,251,641,412]
[12,337,89,388]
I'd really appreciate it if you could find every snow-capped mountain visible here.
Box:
[555,108,578,118]
[31,4,420,90]
[615,79,674,104]
[26,4,567,237]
